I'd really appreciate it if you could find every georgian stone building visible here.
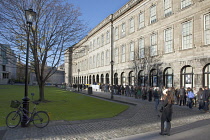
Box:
[65,0,210,89]
[0,44,17,84]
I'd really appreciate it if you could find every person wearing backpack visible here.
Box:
[187,88,195,109]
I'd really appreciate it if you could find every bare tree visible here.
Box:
[0,0,86,101]
[132,46,163,87]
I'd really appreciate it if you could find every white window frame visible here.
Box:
[101,52,104,66]
[130,42,135,61]
[150,33,158,56]
[139,38,145,58]
[96,53,100,67]
[182,20,193,50]
[106,31,110,44]
[93,40,96,50]
[164,0,172,17]
[121,23,126,37]
[181,0,192,9]
[204,13,210,45]
[130,17,135,33]
[164,28,173,53]
[150,5,157,24]
[97,37,100,48]
[139,12,145,29]
[101,34,104,46]
[106,50,110,65]
[115,27,119,40]
[121,45,126,62]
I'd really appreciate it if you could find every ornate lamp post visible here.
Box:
[110,14,114,100]
[21,9,36,127]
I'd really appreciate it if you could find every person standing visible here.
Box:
[197,88,204,110]
[187,88,195,109]
[148,87,153,102]
[179,87,186,106]
[159,90,174,136]
[203,86,210,113]
[153,87,160,110]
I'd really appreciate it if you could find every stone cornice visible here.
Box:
[88,0,143,38]
[74,0,143,48]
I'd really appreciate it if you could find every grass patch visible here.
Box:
[0,85,128,126]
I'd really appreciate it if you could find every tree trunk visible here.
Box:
[39,82,45,101]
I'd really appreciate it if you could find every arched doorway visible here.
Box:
[150,69,158,87]
[138,70,145,86]
[114,73,118,85]
[204,63,210,88]
[96,74,99,84]
[181,65,193,88]
[164,67,173,88]
[128,71,134,85]
[121,72,126,86]
[101,74,104,84]
[84,76,86,84]
[89,75,92,84]
[93,75,96,84]
[106,73,109,84]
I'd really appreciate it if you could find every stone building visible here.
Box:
[65,0,210,89]
[0,44,17,84]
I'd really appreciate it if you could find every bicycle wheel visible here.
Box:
[6,111,21,128]
[33,111,49,128]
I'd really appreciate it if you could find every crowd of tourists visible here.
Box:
[102,84,210,112]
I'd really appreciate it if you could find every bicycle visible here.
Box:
[6,100,49,128]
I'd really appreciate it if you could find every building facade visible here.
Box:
[65,0,210,89]
[0,44,17,84]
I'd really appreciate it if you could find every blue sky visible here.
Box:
[69,0,130,30]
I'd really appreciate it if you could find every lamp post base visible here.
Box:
[21,96,30,127]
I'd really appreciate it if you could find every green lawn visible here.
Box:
[0,85,128,126]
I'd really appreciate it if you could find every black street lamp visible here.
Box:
[110,14,114,100]
[21,9,36,127]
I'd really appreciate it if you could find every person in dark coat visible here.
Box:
[203,87,210,113]
[148,87,153,102]
[179,86,186,106]
[197,88,204,110]
[159,89,174,136]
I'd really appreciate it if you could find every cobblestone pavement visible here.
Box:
[2,89,210,140]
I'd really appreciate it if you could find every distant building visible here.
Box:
[30,64,65,85]
[65,0,210,89]
[0,44,17,84]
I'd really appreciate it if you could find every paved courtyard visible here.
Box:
[1,89,210,140]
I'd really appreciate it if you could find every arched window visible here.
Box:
[101,74,104,84]
[82,76,84,84]
[84,76,86,85]
[164,67,173,88]
[114,73,118,85]
[93,75,96,84]
[106,73,109,84]
[128,71,134,85]
[150,69,158,87]
[89,75,91,84]
[86,76,88,85]
[138,70,145,86]
[121,72,126,86]
[96,74,99,84]
[181,66,193,88]
[203,64,210,88]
